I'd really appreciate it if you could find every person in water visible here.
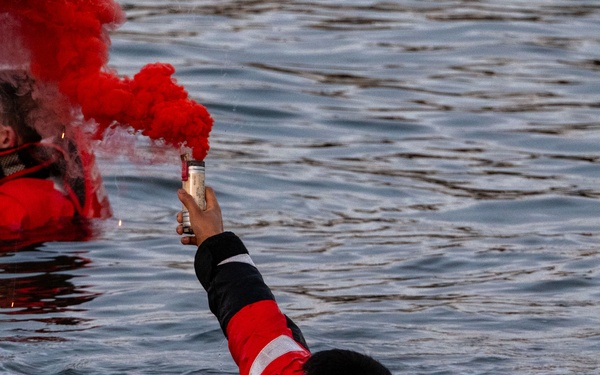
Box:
[0,69,110,243]
[177,187,392,375]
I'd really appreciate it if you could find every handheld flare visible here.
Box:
[181,153,205,234]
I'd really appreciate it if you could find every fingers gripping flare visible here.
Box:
[177,187,224,246]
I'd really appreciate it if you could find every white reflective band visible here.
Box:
[249,335,306,375]
[217,254,256,268]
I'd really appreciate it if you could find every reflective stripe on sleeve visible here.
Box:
[217,254,256,268]
[249,335,307,375]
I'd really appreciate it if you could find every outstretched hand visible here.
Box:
[176,187,224,246]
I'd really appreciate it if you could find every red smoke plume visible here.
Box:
[0,0,213,160]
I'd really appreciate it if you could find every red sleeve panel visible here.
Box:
[226,300,310,375]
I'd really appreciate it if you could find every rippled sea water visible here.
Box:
[2,1,600,374]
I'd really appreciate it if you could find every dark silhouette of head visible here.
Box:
[0,71,41,148]
[303,349,391,375]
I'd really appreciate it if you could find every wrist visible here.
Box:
[198,232,247,265]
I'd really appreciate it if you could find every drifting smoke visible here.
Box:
[0,13,29,69]
[0,0,213,160]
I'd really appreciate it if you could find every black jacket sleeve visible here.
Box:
[194,232,275,335]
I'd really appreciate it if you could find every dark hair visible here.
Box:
[0,77,41,144]
[303,349,391,375]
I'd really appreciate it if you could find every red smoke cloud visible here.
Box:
[0,0,213,160]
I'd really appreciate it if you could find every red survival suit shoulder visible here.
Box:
[0,137,111,246]
[0,177,75,231]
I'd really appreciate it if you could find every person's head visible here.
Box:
[303,349,391,375]
[0,71,41,149]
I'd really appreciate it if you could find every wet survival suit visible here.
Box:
[196,232,312,375]
[0,141,110,242]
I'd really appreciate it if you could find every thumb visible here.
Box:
[178,189,202,213]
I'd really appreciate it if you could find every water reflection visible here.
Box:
[0,219,94,252]
[0,246,100,316]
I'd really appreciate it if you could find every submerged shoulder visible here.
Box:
[0,178,76,230]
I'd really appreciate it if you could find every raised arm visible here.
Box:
[177,188,310,375]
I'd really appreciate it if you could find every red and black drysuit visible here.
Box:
[0,141,110,246]
[195,231,312,375]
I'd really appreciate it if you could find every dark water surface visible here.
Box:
[2,1,600,373]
